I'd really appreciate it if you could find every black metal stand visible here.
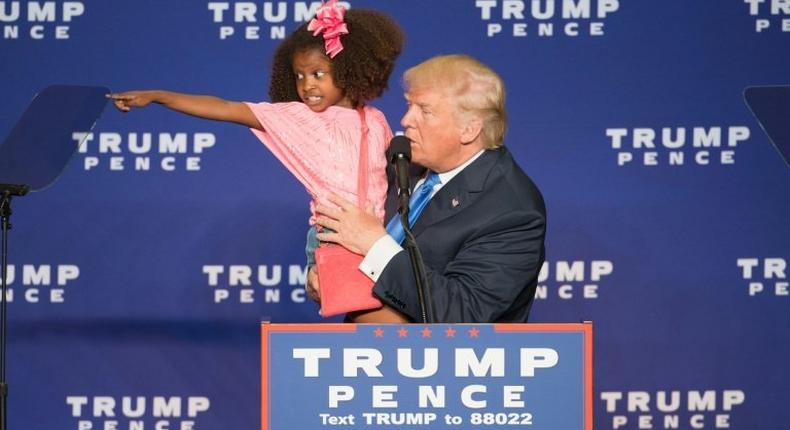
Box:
[398,194,434,324]
[403,228,433,323]
[0,184,29,430]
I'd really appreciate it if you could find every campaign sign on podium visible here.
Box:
[260,323,592,430]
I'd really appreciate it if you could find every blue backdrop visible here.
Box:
[2,1,789,429]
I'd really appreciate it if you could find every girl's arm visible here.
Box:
[108,90,262,130]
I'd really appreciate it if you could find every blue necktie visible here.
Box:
[385,172,441,244]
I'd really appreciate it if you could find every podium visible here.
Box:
[260,323,592,430]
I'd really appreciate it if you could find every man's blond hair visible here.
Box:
[403,54,507,148]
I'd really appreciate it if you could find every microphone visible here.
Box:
[387,135,433,323]
[388,135,412,202]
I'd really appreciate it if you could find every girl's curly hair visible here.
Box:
[269,9,404,107]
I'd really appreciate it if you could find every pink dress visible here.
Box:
[244,102,392,223]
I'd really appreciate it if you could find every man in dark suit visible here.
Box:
[312,54,546,323]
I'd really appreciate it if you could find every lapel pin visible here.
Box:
[451,197,460,208]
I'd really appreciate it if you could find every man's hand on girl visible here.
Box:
[315,194,386,255]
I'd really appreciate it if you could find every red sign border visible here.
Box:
[261,322,593,430]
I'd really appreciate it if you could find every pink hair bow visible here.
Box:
[307,0,349,58]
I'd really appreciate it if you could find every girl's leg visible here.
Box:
[305,226,319,267]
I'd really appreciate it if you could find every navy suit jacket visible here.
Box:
[373,147,546,323]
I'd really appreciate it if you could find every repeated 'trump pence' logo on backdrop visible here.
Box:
[66,395,211,430]
[2,263,80,304]
[600,389,746,430]
[736,257,788,297]
[606,126,752,167]
[206,1,351,41]
[744,0,790,33]
[475,0,620,38]
[536,260,614,301]
[74,132,217,173]
[203,263,308,305]
[0,1,85,40]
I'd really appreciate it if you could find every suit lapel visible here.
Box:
[411,148,504,237]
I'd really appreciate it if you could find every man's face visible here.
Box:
[400,86,463,173]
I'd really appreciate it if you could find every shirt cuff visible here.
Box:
[359,234,403,282]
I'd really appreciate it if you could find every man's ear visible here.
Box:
[459,118,483,145]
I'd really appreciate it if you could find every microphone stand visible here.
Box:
[398,193,434,324]
[0,184,29,430]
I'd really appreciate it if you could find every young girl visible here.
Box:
[110,1,407,323]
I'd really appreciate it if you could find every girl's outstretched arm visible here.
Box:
[108,90,262,130]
